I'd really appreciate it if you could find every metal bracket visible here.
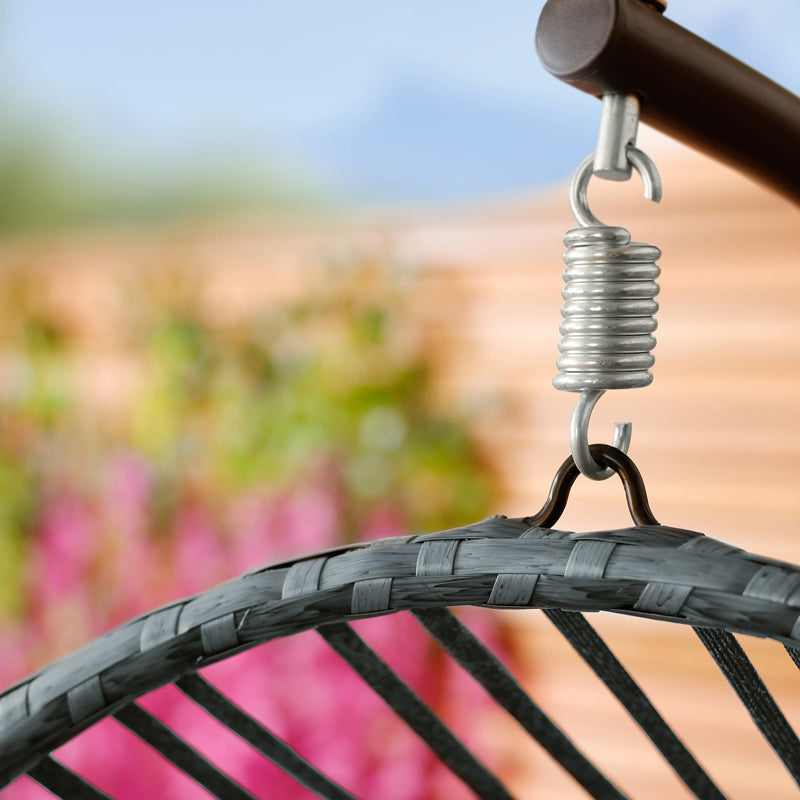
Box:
[594,93,640,181]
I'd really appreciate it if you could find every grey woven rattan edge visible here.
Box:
[3,513,800,787]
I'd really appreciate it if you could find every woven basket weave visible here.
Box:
[2,512,800,792]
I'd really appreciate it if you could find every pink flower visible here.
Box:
[362,501,407,541]
[169,500,227,597]
[1,452,511,799]
[97,453,163,625]
[28,492,94,608]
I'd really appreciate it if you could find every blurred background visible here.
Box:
[1,0,800,797]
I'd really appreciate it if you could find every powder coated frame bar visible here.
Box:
[535,0,800,205]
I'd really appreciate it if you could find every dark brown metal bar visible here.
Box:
[535,0,800,205]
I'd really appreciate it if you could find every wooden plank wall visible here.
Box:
[403,136,800,799]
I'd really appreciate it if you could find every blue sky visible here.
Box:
[3,0,800,205]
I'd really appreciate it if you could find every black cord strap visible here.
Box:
[413,607,629,800]
[784,645,800,672]
[27,757,112,800]
[545,610,727,800]
[176,674,357,800]
[695,627,800,786]
[113,703,257,800]
[318,622,514,800]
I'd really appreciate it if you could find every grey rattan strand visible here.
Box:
[3,514,800,786]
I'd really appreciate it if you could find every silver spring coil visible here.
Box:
[554,225,660,392]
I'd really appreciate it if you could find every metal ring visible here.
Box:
[569,146,662,228]
[569,389,631,480]
[525,443,658,528]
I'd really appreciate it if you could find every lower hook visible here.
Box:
[570,389,631,480]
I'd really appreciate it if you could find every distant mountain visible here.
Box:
[295,72,595,206]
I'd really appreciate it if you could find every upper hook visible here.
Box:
[570,389,631,481]
[570,146,662,228]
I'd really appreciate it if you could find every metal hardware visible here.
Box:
[570,147,662,228]
[556,145,662,479]
[554,223,660,393]
[569,390,631,480]
[535,0,800,206]
[594,94,640,181]
[525,444,659,529]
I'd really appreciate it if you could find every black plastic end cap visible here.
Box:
[535,0,621,80]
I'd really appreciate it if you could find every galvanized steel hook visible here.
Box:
[570,389,631,481]
[569,146,662,228]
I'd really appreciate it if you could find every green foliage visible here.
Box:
[0,252,492,614]
[129,259,490,534]
[0,118,326,235]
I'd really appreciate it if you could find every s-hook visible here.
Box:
[554,93,663,480]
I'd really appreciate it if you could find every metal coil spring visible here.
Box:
[554,225,660,392]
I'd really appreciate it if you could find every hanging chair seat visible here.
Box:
[3,505,800,799]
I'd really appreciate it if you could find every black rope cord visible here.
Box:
[784,645,800,672]
[176,674,357,800]
[545,609,727,800]
[27,756,112,800]
[695,627,800,787]
[317,622,514,800]
[412,607,629,800]
[113,703,257,800]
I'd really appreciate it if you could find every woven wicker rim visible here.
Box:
[2,514,800,785]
